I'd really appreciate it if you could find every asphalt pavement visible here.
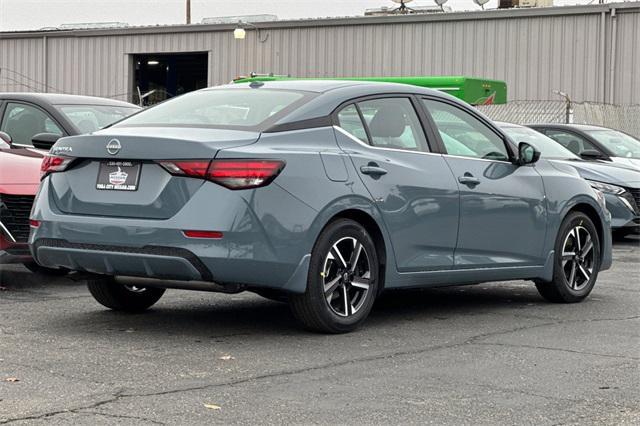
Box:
[0,236,638,425]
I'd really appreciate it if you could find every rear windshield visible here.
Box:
[114,89,310,130]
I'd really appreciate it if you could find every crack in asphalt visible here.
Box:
[77,409,166,425]
[0,391,124,425]
[2,314,638,423]
[472,342,640,361]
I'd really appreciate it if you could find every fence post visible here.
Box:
[554,90,573,124]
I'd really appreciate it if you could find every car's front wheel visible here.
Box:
[289,219,380,333]
[535,212,600,303]
[87,277,165,312]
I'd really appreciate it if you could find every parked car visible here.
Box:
[528,123,640,171]
[29,81,612,333]
[497,123,640,237]
[0,93,139,272]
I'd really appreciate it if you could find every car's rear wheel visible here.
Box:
[87,277,165,312]
[289,219,379,333]
[535,212,600,303]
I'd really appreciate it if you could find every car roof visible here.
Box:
[495,121,526,129]
[209,79,456,126]
[528,123,610,132]
[0,92,138,108]
[212,79,445,95]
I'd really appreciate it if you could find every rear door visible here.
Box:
[333,96,459,271]
[420,98,547,268]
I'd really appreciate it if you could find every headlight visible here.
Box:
[587,180,627,195]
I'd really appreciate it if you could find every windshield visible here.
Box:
[115,89,309,130]
[57,105,140,133]
[501,126,579,160]
[584,129,640,159]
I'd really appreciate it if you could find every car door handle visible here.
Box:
[360,165,388,176]
[458,175,481,186]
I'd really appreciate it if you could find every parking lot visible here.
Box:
[0,235,636,425]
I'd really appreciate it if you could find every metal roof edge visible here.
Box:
[1,2,638,39]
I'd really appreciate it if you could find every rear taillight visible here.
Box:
[207,160,285,189]
[158,160,210,178]
[41,155,74,179]
[159,159,285,190]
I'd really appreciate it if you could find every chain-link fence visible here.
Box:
[477,101,640,139]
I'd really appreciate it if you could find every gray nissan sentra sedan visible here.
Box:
[29,81,613,333]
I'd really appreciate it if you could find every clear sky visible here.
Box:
[0,0,594,31]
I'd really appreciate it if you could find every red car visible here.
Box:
[0,93,139,272]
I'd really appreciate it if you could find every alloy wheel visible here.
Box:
[561,225,595,291]
[322,236,372,317]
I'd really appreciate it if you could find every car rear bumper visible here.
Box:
[29,179,315,293]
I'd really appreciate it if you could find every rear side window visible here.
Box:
[116,89,310,130]
[1,102,63,146]
[337,105,368,143]
[337,97,429,152]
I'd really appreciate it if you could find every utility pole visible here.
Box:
[186,0,191,24]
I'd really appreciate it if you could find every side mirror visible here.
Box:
[0,131,12,149]
[580,149,609,161]
[517,142,540,166]
[31,133,61,150]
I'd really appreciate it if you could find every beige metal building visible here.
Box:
[0,2,638,105]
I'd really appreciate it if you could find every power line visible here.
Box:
[0,76,45,92]
[0,67,66,93]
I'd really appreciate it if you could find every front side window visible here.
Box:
[501,126,578,160]
[116,89,309,130]
[584,129,640,159]
[543,130,598,156]
[0,102,63,146]
[422,99,509,161]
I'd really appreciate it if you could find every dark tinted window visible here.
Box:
[543,129,598,156]
[1,102,63,146]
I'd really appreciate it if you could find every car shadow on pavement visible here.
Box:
[45,282,558,339]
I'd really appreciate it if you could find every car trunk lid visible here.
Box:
[47,127,259,219]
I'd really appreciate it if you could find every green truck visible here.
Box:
[233,74,506,105]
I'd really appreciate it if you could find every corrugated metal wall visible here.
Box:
[1,4,639,104]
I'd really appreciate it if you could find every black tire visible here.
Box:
[535,212,600,303]
[87,277,165,312]
[23,262,69,276]
[289,219,380,333]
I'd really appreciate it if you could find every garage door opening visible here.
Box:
[132,53,208,106]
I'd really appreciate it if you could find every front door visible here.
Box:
[334,97,460,272]
[421,98,547,268]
